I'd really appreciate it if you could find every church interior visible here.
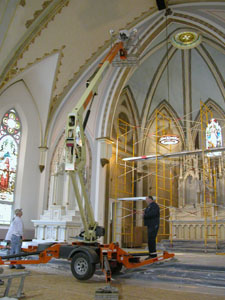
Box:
[0,0,225,299]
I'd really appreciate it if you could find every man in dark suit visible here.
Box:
[143,196,160,258]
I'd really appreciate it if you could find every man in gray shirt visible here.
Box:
[5,208,25,269]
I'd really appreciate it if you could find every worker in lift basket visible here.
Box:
[143,196,160,259]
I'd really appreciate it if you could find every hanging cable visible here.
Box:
[83,93,96,130]
[165,9,170,105]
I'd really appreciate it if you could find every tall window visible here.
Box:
[206,118,222,157]
[0,109,21,224]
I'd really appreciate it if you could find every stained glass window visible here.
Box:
[0,109,21,224]
[206,118,222,157]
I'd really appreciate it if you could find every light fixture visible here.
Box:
[159,122,180,145]
[158,8,180,146]
[159,134,180,145]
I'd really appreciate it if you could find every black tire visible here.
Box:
[110,262,123,274]
[71,252,96,280]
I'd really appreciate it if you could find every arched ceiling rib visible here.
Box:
[141,46,177,129]
[196,44,225,100]
[104,5,225,142]
[0,1,224,150]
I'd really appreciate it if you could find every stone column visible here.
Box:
[182,49,193,151]
[63,173,70,209]
[136,162,144,227]
[52,174,58,205]
[114,201,122,244]
[54,226,59,241]
[34,225,38,239]
[61,226,67,242]
[40,225,46,240]
[48,174,55,206]
[56,164,64,206]
[96,137,114,243]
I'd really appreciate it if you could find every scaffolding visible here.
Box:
[154,110,178,244]
[110,103,224,250]
[112,112,179,248]
[113,118,135,247]
[200,101,219,249]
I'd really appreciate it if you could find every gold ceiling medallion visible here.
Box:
[170,30,202,49]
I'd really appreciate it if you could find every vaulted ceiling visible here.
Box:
[0,0,224,150]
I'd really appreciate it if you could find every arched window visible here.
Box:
[0,109,21,224]
[206,118,222,157]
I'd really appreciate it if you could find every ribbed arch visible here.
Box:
[111,85,140,153]
[103,11,225,139]
[195,45,225,101]
[141,45,177,129]
[142,100,185,156]
[0,108,22,224]
[193,98,225,149]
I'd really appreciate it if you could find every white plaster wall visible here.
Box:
[0,80,41,238]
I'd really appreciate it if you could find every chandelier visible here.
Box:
[159,134,180,145]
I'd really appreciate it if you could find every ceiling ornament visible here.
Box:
[173,12,225,42]
[171,30,202,49]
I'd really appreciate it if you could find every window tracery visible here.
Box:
[0,109,21,224]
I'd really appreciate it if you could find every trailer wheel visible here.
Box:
[71,252,96,280]
[110,262,123,274]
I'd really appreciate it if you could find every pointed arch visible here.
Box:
[110,85,140,154]
[193,98,225,149]
[142,100,185,156]
[102,7,225,139]
[0,108,22,224]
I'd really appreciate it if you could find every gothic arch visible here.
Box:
[110,85,140,153]
[102,7,225,139]
[0,108,22,224]
[0,80,41,234]
[193,98,225,149]
[142,100,185,156]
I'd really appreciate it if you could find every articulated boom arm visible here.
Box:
[65,41,126,242]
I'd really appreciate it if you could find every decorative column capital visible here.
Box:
[96,137,114,167]
[38,146,49,173]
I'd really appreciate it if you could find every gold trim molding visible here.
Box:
[26,1,53,28]
[0,0,69,91]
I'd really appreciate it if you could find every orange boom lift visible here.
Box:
[0,30,174,284]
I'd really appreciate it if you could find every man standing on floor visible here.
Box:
[143,196,160,258]
[5,208,25,269]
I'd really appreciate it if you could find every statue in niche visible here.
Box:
[185,174,198,207]
[178,158,201,209]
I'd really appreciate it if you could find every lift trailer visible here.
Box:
[0,243,174,282]
[0,30,174,283]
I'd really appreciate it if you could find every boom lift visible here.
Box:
[0,31,174,283]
